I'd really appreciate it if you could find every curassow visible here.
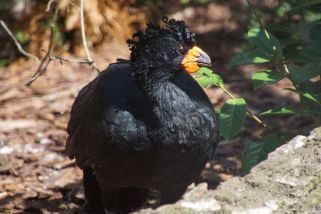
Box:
[66,17,219,213]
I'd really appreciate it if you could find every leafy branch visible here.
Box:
[195,67,266,140]
[219,84,266,127]
[230,0,321,173]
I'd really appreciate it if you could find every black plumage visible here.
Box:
[66,17,219,213]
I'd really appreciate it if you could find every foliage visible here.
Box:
[195,68,248,140]
[179,0,210,5]
[242,134,280,174]
[196,0,321,174]
[219,98,247,140]
[230,0,321,173]
[241,133,294,174]
[0,59,7,67]
[194,67,223,87]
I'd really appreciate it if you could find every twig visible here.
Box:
[0,20,40,63]
[245,0,265,29]
[2,0,100,88]
[80,0,100,73]
[46,0,56,12]
[219,84,267,127]
[49,55,92,64]
[25,27,55,86]
[53,159,76,170]
[246,0,275,48]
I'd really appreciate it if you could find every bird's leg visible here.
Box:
[159,185,188,205]
[83,167,105,214]
[100,187,147,214]
[118,187,148,213]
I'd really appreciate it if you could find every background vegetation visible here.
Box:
[192,0,321,173]
[1,0,320,174]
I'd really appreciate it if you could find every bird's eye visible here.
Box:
[179,45,186,54]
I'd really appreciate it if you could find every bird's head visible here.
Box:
[128,17,211,85]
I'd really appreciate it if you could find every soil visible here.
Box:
[0,2,315,214]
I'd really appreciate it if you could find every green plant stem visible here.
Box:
[246,0,265,29]
[281,59,290,75]
[246,0,273,51]
[246,0,294,87]
[219,84,267,127]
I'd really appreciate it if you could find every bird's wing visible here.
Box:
[174,70,220,158]
[66,62,153,168]
[65,74,104,167]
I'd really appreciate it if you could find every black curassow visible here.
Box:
[66,17,219,214]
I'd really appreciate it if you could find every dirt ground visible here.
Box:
[0,2,314,214]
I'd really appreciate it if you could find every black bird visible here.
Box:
[66,17,219,214]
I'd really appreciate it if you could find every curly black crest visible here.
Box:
[127,16,196,63]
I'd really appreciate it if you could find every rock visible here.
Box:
[136,127,321,213]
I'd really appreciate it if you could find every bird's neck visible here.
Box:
[148,80,195,118]
[146,78,201,145]
[133,62,194,116]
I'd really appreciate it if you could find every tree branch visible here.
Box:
[2,0,101,88]
[46,0,56,12]
[80,0,100,73]
[0,20,40,63]
[49,56,92,64]
[25,27,55,86]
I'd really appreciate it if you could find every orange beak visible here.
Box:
[181,46,212,73]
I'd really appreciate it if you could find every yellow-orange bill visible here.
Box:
[181,46,212,73]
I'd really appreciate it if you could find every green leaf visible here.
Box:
[247,28,261,40]
[259,107,318,116]
[297,80,321,99]
[0,59,7,67]
[219,98,247,140]
[15,31,26,43]
[268,23,294,33]
[310,22,321,42]
[288,0,321,12]
[53,26,65,47]
[195,0,209,4]
[288,64,321,84]
[229,28,284,67]
[229,51,270,67]
[252,70,286,89]
[195,67,224,88]
[179,0,190,4]
[247,28,283,59]
[302,41,321,63]
[242,141,261,174]
[297,80,321,112]
[276,2,292,16]
[242,134,285,174]
[286,88,321,106]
